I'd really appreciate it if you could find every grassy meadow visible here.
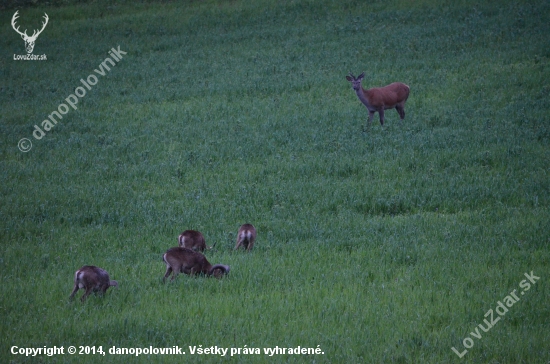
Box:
[1,0,549,362]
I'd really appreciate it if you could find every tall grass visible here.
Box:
[1,0,549,362]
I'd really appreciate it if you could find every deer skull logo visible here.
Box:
[11,11,49,54]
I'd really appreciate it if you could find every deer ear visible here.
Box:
[346,75,353,81]
[358,72,365,79]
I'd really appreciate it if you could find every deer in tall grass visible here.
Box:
[346,72,410,128]
[234,224,256,251]
[163,247,230,281]
[69,266,118,302]
[178,230,215,252]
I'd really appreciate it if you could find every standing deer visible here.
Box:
[11,11,49,54]
[346,72,410,127]
[234,224,257,251]
[69,266,118,302]
[178,230,214,252]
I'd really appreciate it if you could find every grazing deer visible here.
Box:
[178,230,214,252]
[346,72,410,127]
[11,11,49,54]
[163,247,230,281]
[69,266,118,302]
[234,224,257,251]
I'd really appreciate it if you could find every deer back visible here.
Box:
[366,83,409,108]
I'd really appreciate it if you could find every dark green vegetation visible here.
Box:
[1,0,549,362]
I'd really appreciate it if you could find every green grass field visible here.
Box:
[1,0,549,362]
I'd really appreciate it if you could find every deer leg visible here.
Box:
[69,284,79,300]
[81,287,93,302]
[368,111,374,124]
[163,266,173,282]
[363,111,375,132]
[396,105,405,119]
[171,263,184,281]
[101,283,110,294]
[379,109,385,126]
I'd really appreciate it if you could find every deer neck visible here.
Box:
[355,87,372,108]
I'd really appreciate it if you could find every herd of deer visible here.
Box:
[69,72,410,302]
[69,224,256,302]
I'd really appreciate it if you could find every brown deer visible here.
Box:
[234,224,257,251]
[346,72,410,127]
[11,11,49,54]
[69,266,118,302]
[178,230,214,252]
[163,247,230,281]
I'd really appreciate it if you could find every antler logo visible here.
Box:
[11,11,49,54]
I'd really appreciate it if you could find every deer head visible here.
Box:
[346,72,365,91]
[11,11,49,54]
